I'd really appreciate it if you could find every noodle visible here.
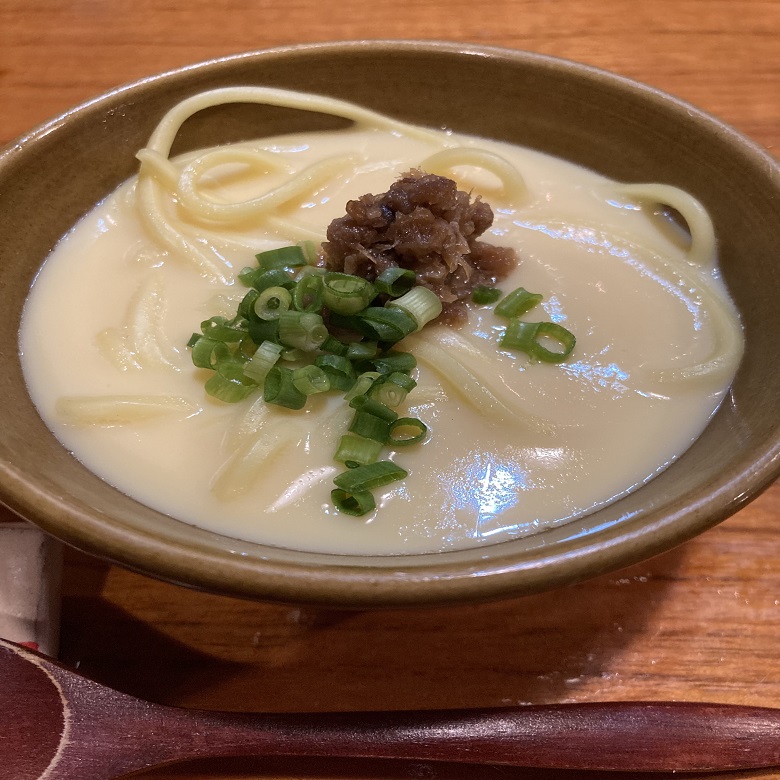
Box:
[56,396,199,425]
[615,183,717,268]
[420,147,528,204]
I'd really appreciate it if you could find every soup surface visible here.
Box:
[20,107,742,554]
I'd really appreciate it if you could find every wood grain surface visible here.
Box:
[1,1,778,778]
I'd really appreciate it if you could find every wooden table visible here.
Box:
[1,2,778,778]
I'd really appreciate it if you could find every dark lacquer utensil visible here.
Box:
[2,638,778,780]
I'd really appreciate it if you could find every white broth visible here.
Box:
[20,94,742,555]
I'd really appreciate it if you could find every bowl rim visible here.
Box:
[1,39,778,607]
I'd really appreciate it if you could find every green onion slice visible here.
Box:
[190,336,230,369]
[500,320,576,363]
[321,335,349,357]
[348,307,418,343]
[237,289,260,319]
[370,372,417,408]
[368,350,417,376]
[386,286,442,330]
[200,316,247,343]
[333,460,408,493]
[348,409,393,443]
[374,267,416,297]
[240,267,295,292]
[297,240,320,265]
[388,417,428,446]
[348,395,398,422]
[263,365,307,409]
[472,285,502,305]
[205,363,258,403]
[494,287,544,319]
[278,311,328,352]
[322,272,376,315]
[254,286,292,320]
[292,364,331,396]
[243,340,283,384]
[292,274,324,313]
[334,433,383,466]
[346,340,379,361]
[347,396,398,443]
[343,371,381,402]
[247,317,280,345]
[314,354,357,391]
[255,245,307,270]
[331,488,376,516]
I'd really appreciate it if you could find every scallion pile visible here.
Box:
[187,243,440,516]
[189,243,577,518]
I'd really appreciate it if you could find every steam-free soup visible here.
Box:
[20,89,743,555]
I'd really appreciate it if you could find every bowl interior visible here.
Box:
[1,42,778,606]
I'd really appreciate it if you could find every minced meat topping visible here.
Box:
[322,170,517,324]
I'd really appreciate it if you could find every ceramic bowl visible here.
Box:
[1,41,778,607]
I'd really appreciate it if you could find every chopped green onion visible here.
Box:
[374,267,416,297]
[494,287,543,319]
[347,306,418,343]
[322,273,376,315]
[349,410,393,442]
[278,311,328,352]
[369,350,417,375]
[348,395,398,422]
[472,285,502,305]
[320,335,349,357]
[344,371,381,402]
[200,316,247,343]
[237,289,260,319]
[388,417,428,446]
[297,264,326,279]
[370,372,417,408]
[292,274,324,313]
[346,340,379,361]
[314,354,357,391]
[334,433,383,466]
[333,460,408,492]
[205,362,258,403]
[255,245,307,270]
[238,266,257,287]
[263,365,307,409]
[189,242,468,517]
[331,488,376,516]
[386,286,442,330]
[292,365,331,396]
[190,336,230,369]
[217,358,251,380]
[254,286,292,320]
[247,317,280,344]
[348,397,398,443]
[240,267,295,292]
[297,240,320,265]
[238,335,259,359]
[243,340,283,383]
[500,320,576,363]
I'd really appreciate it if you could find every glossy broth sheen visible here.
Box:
[20,127,740,554]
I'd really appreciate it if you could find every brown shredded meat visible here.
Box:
[322,170,517,324]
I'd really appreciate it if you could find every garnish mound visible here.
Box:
[322,170,517,324]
